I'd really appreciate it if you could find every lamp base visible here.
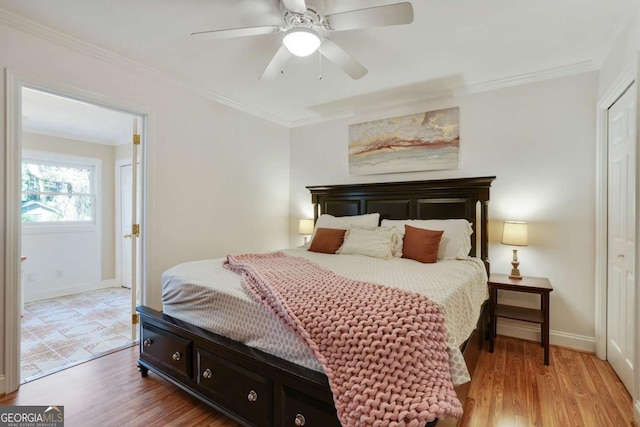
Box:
[509,249,523,279]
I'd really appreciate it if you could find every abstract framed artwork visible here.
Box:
[348,107,460,175]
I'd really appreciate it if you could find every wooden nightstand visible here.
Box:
[488,273,553,365]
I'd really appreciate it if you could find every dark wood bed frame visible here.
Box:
[136,176,495,427]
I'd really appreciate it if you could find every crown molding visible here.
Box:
[23,127,123,146]
[458,60,597,96]
[0,8,292,127]
[289,60,598,127]
[0,7,598,129]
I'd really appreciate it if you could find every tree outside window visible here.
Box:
[21,159,95,223]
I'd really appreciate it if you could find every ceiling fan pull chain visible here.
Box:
[318,46,323,80]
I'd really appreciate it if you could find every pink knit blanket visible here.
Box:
[224,252,462,426]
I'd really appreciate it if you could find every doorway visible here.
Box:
[16,85,145,382]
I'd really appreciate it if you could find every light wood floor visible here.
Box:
[461,336,634,427]
[0,336,634,427]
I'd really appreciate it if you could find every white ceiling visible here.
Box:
[22,87,135,146]
[2,0,637,128]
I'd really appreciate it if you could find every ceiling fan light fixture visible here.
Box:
[283,28,321,57]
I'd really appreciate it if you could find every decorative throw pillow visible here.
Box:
[382,219,472,259]
[337,226,395,259]
[401,225,444,264]
[309,228,347,254]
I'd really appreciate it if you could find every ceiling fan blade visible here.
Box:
[260,45,292,80]
[324,2,414,31]
[320,39,368,80]
[191,25,281,40]
[282,0,307,15]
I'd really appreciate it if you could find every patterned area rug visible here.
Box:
[20,287,135,382]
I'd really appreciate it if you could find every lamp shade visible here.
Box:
[283,29,321,57]
[298,219,314,235]
[501,221,528,246]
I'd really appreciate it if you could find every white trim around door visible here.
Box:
[4,69,22,394]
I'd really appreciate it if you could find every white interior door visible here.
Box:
[129,118,141,341]
[120,163,133,289]
[120,163,141,288]
[607,82,636,393]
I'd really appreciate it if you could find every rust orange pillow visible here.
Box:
[309,228,347,254]
[402,225,444,263]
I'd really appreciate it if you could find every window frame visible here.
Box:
[21,150,101,232]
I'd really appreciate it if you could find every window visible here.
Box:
[21,158,96,223]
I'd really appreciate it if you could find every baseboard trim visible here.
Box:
[634,399,640,425]
[497,319,595,353]
[25,279,120,303]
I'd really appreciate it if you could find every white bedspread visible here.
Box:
[161,248,488,385]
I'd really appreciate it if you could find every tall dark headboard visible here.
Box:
[307,176,495,272]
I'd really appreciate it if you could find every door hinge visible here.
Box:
[133,134,141,145]
[132,224,140,236]
[132,314,139,325]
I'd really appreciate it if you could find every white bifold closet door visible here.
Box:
[607,82,636,393]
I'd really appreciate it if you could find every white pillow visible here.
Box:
[381,219,473,260]
[305,213,380,249]
[337,226,394,259]
[315,212,380,228]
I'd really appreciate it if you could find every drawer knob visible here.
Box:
[143,339,152,347]
[172,351,181,361]
[202,368,213,379]
[247,390,258,402]
[294,414,306,426]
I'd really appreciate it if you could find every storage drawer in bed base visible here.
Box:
[137,305,342,427]
[137,305,475,427]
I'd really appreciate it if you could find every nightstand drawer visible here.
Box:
[196,347,272,427]
[140,322,192,380]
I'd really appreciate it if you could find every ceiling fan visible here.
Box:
[191,0,414,80]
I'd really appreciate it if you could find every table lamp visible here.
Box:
[501,221,528,279]
[298,219,314,244]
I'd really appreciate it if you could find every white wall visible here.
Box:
[598,10,640,98]
[22,132,116,286]
[115,142,130,161]
[290,72,598,351]
[22,225,102,301]
[0,21,290,389]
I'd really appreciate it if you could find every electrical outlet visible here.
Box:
[55,270,63,278]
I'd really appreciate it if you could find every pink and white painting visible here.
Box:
[348,107,460,175]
